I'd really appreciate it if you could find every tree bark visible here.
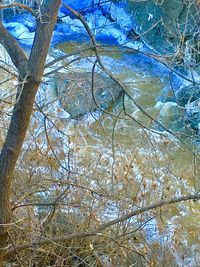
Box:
[0,0,61,263]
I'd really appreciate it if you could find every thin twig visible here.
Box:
[5,193,200,257]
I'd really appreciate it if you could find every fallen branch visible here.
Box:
[5,193,200,258]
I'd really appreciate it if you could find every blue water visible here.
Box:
[2,0,186,83]
[3,0,130,47]
[3,0,196,132]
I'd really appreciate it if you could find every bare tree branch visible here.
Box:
[63,4,199,159]
[0,3,37,17]
[5,193,200,258]
[0,0,61,263]
[0,23,28,77]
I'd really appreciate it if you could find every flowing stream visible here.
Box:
[1,1,200,265]
[44,40,200,266]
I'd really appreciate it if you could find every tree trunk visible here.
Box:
[0,0,61,263]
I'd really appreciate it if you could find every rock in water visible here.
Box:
[52,72,123,119]
[175,84,200,107]
[175,83,200,131]
[127,0,199,56]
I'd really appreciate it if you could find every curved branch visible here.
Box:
[0,3,37,17]
[63,4,198,158]
[5,193,200,258]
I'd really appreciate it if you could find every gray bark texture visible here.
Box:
[0,0,61,264]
